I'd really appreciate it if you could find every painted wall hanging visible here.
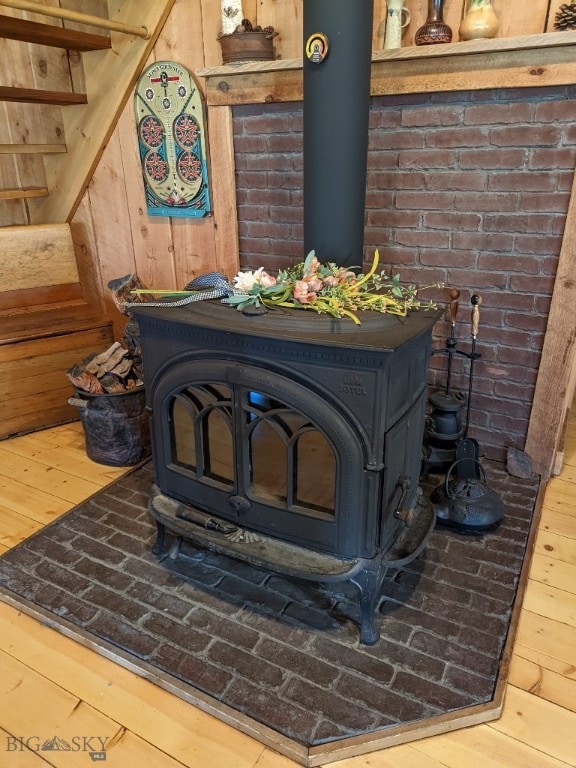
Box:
[135,61,211,218]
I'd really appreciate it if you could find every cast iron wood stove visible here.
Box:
[132,302,439,643]
[131,0,440,644]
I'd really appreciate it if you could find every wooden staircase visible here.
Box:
[0,0,174,439]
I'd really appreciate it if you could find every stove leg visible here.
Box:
[349,560,389,645]
[152,521,166,556]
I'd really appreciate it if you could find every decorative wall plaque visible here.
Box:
[135,61,211,218]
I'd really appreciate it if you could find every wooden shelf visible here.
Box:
[197,30,576,106]
[0,86,87,105]
[0,143,66,154]
[0,187,49,200]
[0,14,111,51]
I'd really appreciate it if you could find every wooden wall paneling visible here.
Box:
[205,105,239,276]
[202,0,227,67]
[525,166,576,480]
[27,0,176,224]
[0,223,79,292]
[373,0,387,50]
[494,0,549,37]
[258,0,302,61]
[0,104,27,226]
[116,101,177,292]
[547,0,566,31]
[86,128,137,338]
[69,192,106,313]
[152,0,219,287]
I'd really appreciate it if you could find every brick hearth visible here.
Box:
[0,462,538,755]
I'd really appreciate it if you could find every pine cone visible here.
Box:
[554,1,576,31]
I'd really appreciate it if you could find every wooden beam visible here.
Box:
[0,14,112,50]
[197,31,576,106]
[525,170,576,480]
[0,86,87,106]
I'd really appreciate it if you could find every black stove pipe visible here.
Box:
[303,0,374,268]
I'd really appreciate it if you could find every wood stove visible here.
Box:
[131,0,441,644]
[132,301,439,643]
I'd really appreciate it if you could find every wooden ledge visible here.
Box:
[0,302,111,346]
[0,14,112,50]
[197,30,576,106]
[0,86,87,106]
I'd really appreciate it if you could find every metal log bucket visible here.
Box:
[69,387,151,467]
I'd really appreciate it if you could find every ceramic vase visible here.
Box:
[384,0,411,50]
[415,0,453,46]
[459,0,499,41]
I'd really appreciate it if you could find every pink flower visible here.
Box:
[307,276,323,293]
[259,271,277,288]
[294,280,316,304]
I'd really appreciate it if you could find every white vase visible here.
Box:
[384,0,411,50]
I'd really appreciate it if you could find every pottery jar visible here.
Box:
[459,0,499,40]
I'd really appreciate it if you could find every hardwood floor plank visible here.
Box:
[0,476,71,525]
[0,437,127,485]
[508,653,576,712]
[489,685,576,765]
[414,722,573,768]
[0,447,102,504]
[534,528,576,566]
[321,742,450,768]
[522,578,576,626]
[541,476,576,515]
[0,604,267,768]
[528,551,576,592]
[0,725,53,766]
[538,507,576,540]
[515,610,576,667]
[0,503,42,547]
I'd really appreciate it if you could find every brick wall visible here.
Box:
[232,86,576,462]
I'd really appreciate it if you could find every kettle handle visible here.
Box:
[444,458,487,499]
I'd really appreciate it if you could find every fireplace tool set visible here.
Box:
[423,291,504,533]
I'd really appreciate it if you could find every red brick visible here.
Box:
[452,232,514,252]
[534,100,576,122]
[366,150,399,168]
[515,234,562,256]
[489,125,561,147]
[454,192,519,212]
[425,126,488,148]
[371,130,424,150]
[458,148,526,170]
[519,192,570,212]
[446,268,507,289]
[488,172,557,193]
[505,311,548,332]
[463,102,533,125]
[233,135,267,153]
[369,170,426,189]
[401,105,462,127]
[395,191,455,209]
[369,108,402,129]
[366,210,420,228]
[268,133,302,153]
[529,148,576,170]
[245,154,292,171]
[394,230,450,248]
[399,149,457,168]
[423,212,480,230]
[425,171,487,191]
[484,213,553,234]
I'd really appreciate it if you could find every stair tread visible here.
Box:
[0,14,112,51]
[0,186,49,200]
[0,86,87,106]
[0,143,66,154]
[0,303,112,345]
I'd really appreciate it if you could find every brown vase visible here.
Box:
[415,0,453,46]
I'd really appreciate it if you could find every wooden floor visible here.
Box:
[0,416,575,767]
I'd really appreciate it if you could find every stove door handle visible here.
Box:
[393,475,412,523]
